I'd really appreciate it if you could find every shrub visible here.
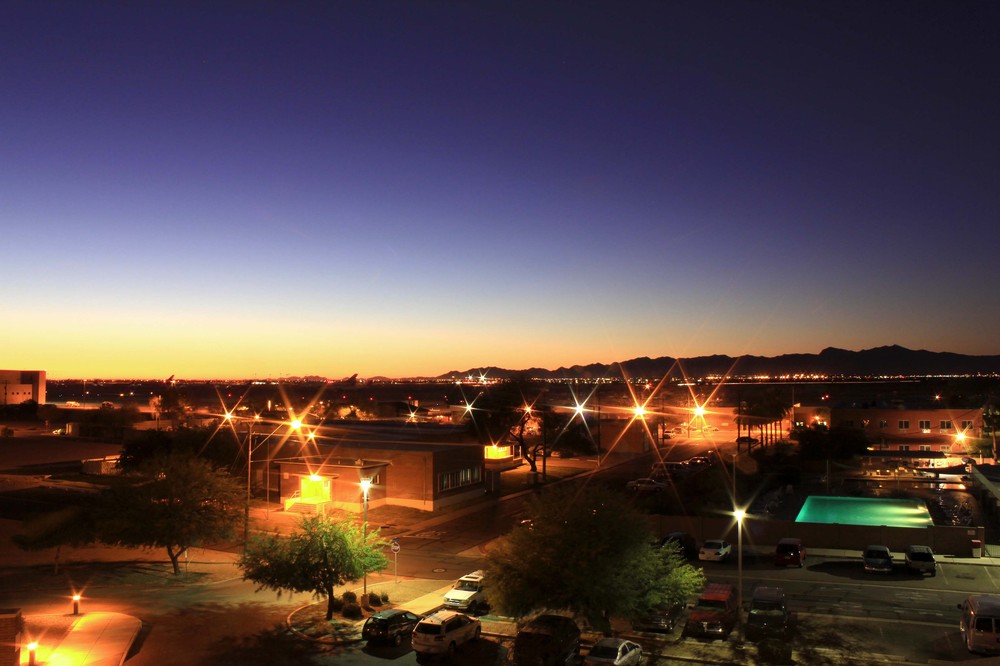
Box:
[368,592,382,607]
[380,591,390,604]
[342,602,363,620]
[342,591,357,604]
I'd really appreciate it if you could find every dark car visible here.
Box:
[513,614,581,666]
[659,531,698,560]
[862,545,894,574]
[361,609,423,646]
[632,603,684,633]
[774,537,806,567]
[745,586,792,642]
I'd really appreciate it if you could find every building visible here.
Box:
[0,370,46,406]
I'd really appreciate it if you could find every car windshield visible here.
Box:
[752,600,783,612]
[414,623,441,635]
[909,551,933,561]
[777,544,798,554]
[456,580,478,590]
[748,609,784,620]
[696,599,727,610]
[705,541,723,549]
[865,549,887,558]
[589,645,620,658]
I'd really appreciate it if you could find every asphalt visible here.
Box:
[14,452,1000,665]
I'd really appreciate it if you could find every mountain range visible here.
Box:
[441,346,1000,381]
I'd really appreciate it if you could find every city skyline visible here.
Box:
[4,2,998,380]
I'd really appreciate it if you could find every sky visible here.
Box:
[3,1,998,380]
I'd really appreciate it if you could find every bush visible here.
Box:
[380,591,390,604]
[342,602,363,620]
[328,596,344,612]
[367,592,382,607]
[342,591,357,604]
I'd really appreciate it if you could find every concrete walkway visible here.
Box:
[23,612,142,666]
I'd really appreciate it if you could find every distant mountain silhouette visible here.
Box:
[441,346,1000,380]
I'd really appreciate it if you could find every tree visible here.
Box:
[484,485,704,629]
[12,504,102,574]
[103,451,243,574]
[238,515,390,620]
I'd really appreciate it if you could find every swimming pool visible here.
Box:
[795,496,933,528]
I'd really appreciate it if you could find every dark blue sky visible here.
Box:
[3,1,997,379]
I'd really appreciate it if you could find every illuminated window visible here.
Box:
[438,466,482,492]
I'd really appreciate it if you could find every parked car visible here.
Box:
[583,637,643,665]
[736,436,759,446]
[958,594,1000,655]
[443,570,488,614]
[631,602,685,633]
[699,539,732,562]
[774,537,806,567]
[361,609,423,646]
[862,545,894,574]
[513,614,581,666]
[905,545,937,576]
[745,586,792,642]
[684,583,738,639]
[659,531,698,560]
[626,477,667,492]
[411,610,481,659]
[686,455,713,469]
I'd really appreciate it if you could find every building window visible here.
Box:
[898,420,910,431]
[899,445,910,451]
[879,420,888,429]
[961,420,974,431]
[919,445,931,452]
[940,420,953,431]
[918,420,931,430]
[438,466,482,492]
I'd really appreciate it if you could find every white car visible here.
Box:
[411,610,481,658]
[626,477,667,492]
[584,637,643,665]
[443,570,487,614]
[699,539,732,562]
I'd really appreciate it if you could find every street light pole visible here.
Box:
[244,423,254,547]
[360,477,372,597]
[735,509,745,641]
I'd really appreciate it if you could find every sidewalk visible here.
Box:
[21,612,142,666]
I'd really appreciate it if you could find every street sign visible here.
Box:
[390,539,400,553]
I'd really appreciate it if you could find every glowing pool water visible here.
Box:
[795,496,933,528]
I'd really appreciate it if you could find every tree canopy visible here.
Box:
[102,450,243,573]
[484,485,705,629]
[238,515,390,620]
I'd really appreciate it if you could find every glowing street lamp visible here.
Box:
[734,509,746,640]
[72,593,81,615]
[27,642,37,666]
[360,477,372,596]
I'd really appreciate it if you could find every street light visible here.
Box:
[360,477,372,597]
[72,593,81,615]
[734,508,745,640]
[27,642,37,666]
